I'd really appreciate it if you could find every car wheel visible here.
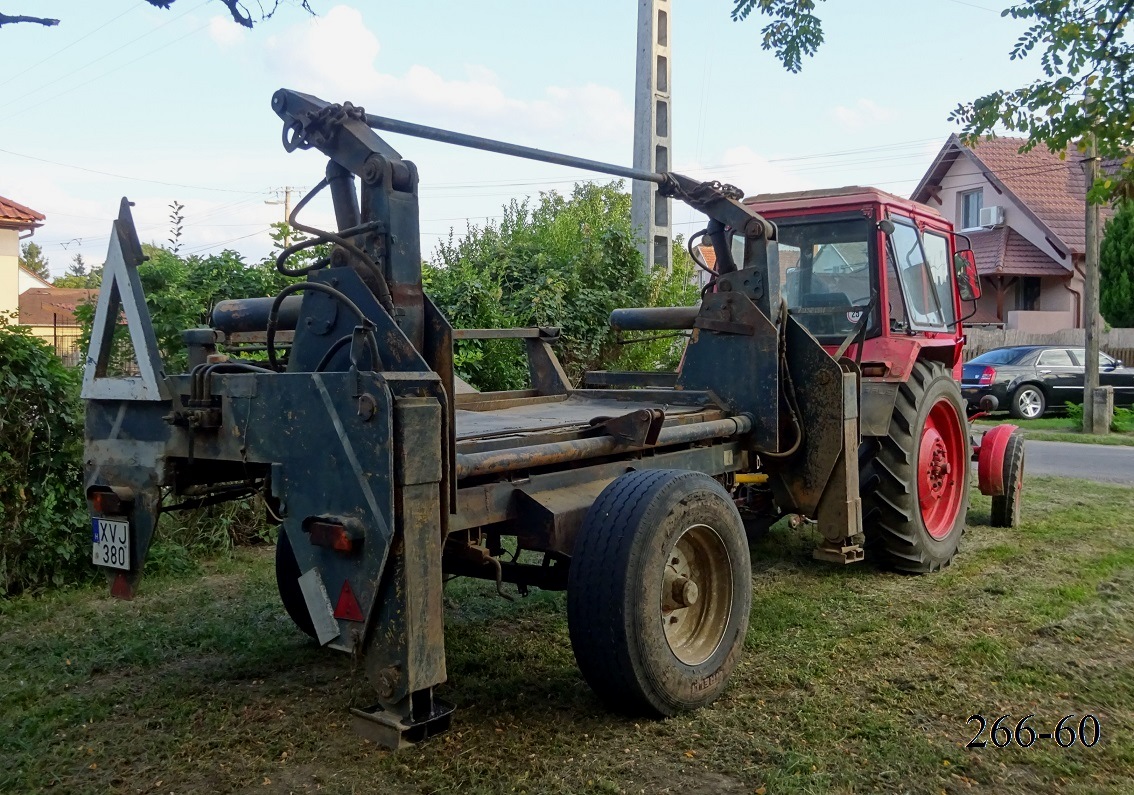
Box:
[1009,385,1046,420]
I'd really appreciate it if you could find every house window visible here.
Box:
[1016,276,1041,311]
[960,189,983,229]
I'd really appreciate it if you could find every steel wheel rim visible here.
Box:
[917,398,966,540]
[660,523,732,666]
[1019,389,1042,418]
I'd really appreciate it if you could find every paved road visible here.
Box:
[1021,440,1134,486]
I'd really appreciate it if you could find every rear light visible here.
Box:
[307,520,358,554]
[90,490,123,516]
[978,366,996,386]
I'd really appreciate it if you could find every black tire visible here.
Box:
[567,469,752,717]
[276,529,317,639]
[1009,384,1046,420]
[862,361,971,573]
[990,432,1025,528]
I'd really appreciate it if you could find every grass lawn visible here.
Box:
[975,417,1134,447]
[2,476,1133,794]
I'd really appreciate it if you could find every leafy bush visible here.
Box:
[425,181,701,390]
[1064,401,1134,432]
[0,318,90,593]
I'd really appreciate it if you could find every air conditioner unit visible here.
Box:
[979,205,1005,227]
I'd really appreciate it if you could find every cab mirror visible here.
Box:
[954,249,981,301]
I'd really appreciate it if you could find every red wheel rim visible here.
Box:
[917,397,966,539]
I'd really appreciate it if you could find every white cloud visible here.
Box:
[682,145,814,198]
[832,99,896,132]
[263,5,631,150]
[208,15,246,48]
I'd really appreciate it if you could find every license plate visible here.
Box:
[92,518,130,570]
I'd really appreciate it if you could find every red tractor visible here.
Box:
[738,186,1024,561]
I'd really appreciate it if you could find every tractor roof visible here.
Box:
[743,185,943,220]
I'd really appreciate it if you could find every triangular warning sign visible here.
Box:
[81,198,170,402]
[333,580,365,622]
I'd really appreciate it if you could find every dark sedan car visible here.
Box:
[961,345,1134,419]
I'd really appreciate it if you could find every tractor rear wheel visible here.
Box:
[989,431,1025,528]
[276,528,317,639]
[863,361,971,573]
[567,469,752,717]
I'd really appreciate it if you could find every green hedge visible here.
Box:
[0,320,90,593]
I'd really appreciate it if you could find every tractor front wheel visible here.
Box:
[864,361,971,573]
[567,470,752,717]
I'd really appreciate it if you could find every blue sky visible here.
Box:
[0,0,1044,277]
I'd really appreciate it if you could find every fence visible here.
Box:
[50,316,84,367]
[964,327,1134,364]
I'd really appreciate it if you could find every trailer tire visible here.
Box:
[989,431,1025,528]
[276,529,317,639]
[862,361,971,573]
[567,469,751,717]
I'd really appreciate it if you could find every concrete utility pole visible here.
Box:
[631,0,672,271]
[265,186,294,247]
[1081,136,1108,433]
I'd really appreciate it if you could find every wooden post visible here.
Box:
[1082,135,1102,433]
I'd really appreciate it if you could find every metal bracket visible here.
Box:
[586,408,665,446]
[81,198,171,402]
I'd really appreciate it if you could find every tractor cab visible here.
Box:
[743,186,981,383]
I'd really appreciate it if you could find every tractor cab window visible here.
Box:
[886,217,949,332]
[776,217,876,341]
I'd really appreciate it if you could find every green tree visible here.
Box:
[732,0,1134,199]
[18,241,49,280]
[67,252,87,278]
[1100,199,1134,327]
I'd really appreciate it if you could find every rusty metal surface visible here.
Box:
[454,394,704,441]
[453,442,745,540]
[676,292,780,450]
[455,415,751,479]
[764,315,847,516]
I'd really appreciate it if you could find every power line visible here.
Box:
[0,145,266,194]
[4,19,212,123]
[0,2,144,90]
[0,0,208,112]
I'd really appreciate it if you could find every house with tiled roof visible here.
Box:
[912,135,1093,331]
[1,195,93,363]
[1,194,47,319]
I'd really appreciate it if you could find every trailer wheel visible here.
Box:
[567,469,751,717]
[989,431,1025,528]
[863,361,971,573]
[275,529,316,639]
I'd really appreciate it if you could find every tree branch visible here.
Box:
[0,12,60,27]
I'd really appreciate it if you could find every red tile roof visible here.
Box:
[0,195,45,230]
[967,136,1088,254]
[17,288,97,326]
[966,227,1069,277]
[912,135,1099,257]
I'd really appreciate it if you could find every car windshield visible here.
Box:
[777,217,874,339]
[969,348,1028,365]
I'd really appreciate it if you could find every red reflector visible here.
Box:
[979,366,996,386]
[334,580,364,622]
[308,521,354,553]
[91,491,122,516]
